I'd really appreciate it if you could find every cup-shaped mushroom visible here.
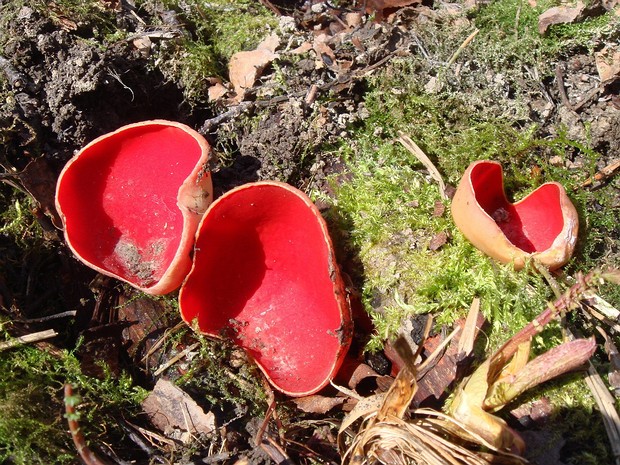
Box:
[451,160,578,270]
[179,181,353,397]
[55,120,213,294]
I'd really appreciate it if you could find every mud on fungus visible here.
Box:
[179,181,353,397]
[451,160,578,270]
[55,120,213,294]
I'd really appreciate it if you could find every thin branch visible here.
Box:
[0,329,57,351]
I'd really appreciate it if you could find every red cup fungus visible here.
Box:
[55,120,213,294]
[451,160,578,270]
[179,181,353,397]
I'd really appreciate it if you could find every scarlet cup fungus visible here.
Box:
[179,181,353,397]
[451,160,578,270]
[56,120,212,294]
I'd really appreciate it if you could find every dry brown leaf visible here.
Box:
[365,0,422,21]
[595,45,620,83]
[538,1,586,34]
[293,395,346,414]
[142,379,216,442]
[15,157,63,230]
[228,34,279,102]
[208,82,229,102]
[428,231,449,251]
[313,34,337,69]
[291,42,312,55]
[344,12,364,28]
[336,358,381,391]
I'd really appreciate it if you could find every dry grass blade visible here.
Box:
[396,132,448,199]
[583,363,620,465]
[343,410,528,465]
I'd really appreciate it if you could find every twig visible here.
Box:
[199,101,254,134]
[572,84,602,112]
[555,63,575,112]
[580,158,620,188]
[446,29,479,69]
[64,384,112,465]
[0,329,57,351]
[23,310,77,323]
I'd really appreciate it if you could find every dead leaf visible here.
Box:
[229,34,279,102]
[365,0,422,21]
[291,41,312,55]
[13,158,63,230]
[313,34,337,69]
[293,395,345,414]
[142,379,216,441]
[428,231,449,251]
[208,81,229,102]
[432,200,446,217]
[595,45,620,83]
[538,1,586,35]
[344,12,364,28]
[335,358,380,391]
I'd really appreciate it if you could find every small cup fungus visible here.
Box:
[55,120,212,294]
[179,181,353,397]
[451,160,578,270]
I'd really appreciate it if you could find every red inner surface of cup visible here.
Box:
[470,162,564,253]
[57,125,203,287]
[180,183,346,395]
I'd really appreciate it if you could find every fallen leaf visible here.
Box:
[365,0,422,21]
[142,379,216,441]
[229,34,279,102]
[291,41,312,55]
[428,231,449,251]
[538,1,586,35]
[335,358,380,390]
[432,200,446,217]
[293,395,345,414]
[595,45,620,83]
[14,158,63,230]
[313,34,337,69]
[208,82,229,102]
[344,12,363,28]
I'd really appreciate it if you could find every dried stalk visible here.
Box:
[64,384,111,465]
[0,329,57,351]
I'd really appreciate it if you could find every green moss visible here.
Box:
[177,334,268,417]
[333,129,555,350]
[153,0,277,102]
[0,342,146,464]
